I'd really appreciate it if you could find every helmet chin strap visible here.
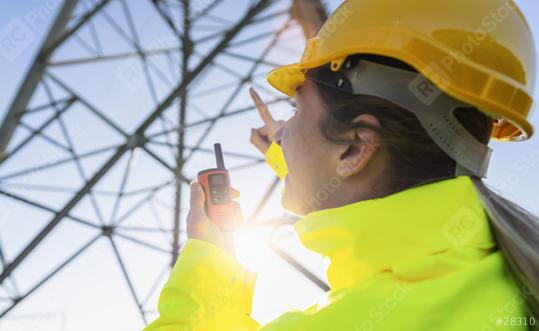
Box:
[305,58,492,178]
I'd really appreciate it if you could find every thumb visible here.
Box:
[189,181,206,217]
[250,128,268,142]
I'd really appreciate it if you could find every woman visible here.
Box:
[145,0,539,330]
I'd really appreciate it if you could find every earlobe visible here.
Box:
[336,114,380,178]
[336,141,375,177]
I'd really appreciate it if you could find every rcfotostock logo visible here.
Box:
[114,34,176,91]
[298,176,342,215]
[408,1,519,106]
[408,63,451,106]
[296,140,378,214]
[0,18,35,61]
[115,58,147,92]
[301,1,352,62]
[441,203,485,247]
[0,0,62,61]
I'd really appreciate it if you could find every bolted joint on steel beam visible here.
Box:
[126,134,147,149]
[102,225,115,237]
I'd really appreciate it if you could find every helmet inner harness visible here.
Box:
[305,56,492,179]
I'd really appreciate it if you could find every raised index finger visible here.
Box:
[249,87,274,124]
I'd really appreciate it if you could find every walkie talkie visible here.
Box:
[197,143,237,229]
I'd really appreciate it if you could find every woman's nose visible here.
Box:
[274,126,284,147]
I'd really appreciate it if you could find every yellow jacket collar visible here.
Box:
[294,176,496,290]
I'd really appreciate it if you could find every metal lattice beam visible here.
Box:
[0,0,329,324]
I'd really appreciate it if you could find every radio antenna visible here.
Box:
[214,143,225,169]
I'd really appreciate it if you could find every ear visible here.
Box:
[336,114,381,178]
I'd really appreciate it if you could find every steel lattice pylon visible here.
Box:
[0,0,328,326]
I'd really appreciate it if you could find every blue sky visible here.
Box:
[0,1,538,330]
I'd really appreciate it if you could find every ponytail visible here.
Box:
[473,178,539,327]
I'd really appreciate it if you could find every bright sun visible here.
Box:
[233,227,274,272]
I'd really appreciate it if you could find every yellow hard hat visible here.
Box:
[267,0,537,141]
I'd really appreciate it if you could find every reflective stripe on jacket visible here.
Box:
[144,142,526,331]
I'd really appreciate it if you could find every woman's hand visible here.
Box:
[249,87,285,154]
[186,181,243,256]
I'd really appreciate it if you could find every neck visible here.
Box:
[318,169,393,211]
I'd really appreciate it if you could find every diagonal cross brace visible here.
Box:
[0,0,273,286]
[0,0,111,161]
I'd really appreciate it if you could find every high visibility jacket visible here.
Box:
[144,143,527,331]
